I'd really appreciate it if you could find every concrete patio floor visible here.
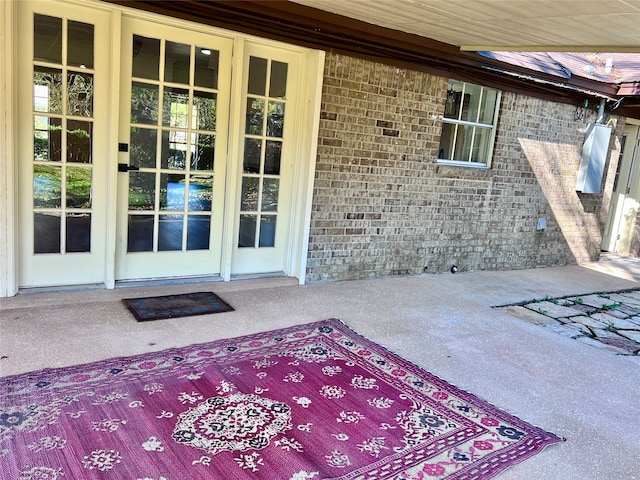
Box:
[1,254,639,479]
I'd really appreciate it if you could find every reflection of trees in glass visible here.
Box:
[67,122,92,163]
[66,167,92,208]
[131,127,157,168]
[33,68,62,113]
[264,140,281,175]
[240,177,279,212]
[163,89,189,127]
[193,134,215,170]
[241,177,259,211]
[193,93,217,131]
[131,83,159,124]
[246,98,264,135]
[188,176,213,211]
[34,119,62,161]
[160,174,185,211]
[128,172,155,210]
[67,72,93,117]
[33,165,62,208]
[267,102,284,137]
[262,178,279,211]
[243,138,261,174]
[162,130,187,170]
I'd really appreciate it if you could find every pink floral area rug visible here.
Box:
[0,318,561,480]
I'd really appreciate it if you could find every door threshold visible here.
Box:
[18,283,106,295]
[230,272,286,281]
[115,275,223,289]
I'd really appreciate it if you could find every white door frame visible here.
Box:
[0,0,323,296]
[602,119,640,254]
[0,0,18,297]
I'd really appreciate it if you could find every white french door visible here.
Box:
[602,124,640,254]
[230,44,300,276]
[115,18,232,280]
[17,1,111,288]
[15,0,321,291]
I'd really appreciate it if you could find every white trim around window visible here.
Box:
[437,80,501,169]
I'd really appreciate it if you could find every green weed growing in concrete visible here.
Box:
[601,302,621,311]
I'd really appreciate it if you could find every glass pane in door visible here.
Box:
[238,56,287,248]
[31,13,95,255]
[127,35,221,254]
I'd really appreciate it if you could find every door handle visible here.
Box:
[118,163,140,172]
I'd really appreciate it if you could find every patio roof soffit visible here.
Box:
[106,0,640,118]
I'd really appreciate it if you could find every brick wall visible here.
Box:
[306,52,622,283]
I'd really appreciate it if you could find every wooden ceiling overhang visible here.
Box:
[106,0,640,119]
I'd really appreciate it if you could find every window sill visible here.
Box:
[436,159,489,170]
[434,160,495,180]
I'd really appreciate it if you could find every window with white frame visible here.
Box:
[437,80,501,167]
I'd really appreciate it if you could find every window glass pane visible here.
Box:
[444,80,463,119]
[457,124,475,162]
[187,215,210,250]
[34,116,62,162]
[158,214,183,251]
[131,82,159,125]
[66,213,91,252]
[164,41,190,84]
[259,216,276,247]
[243,139,261,174]
[248,57,267,95]
[67,120,92,164]
[246,98,264,135]
[267,102,285,137]
[469,126,493,164]
[34,14,62,63]
[479,87,499,124]
[127,214,154,252]
[34,67,62,114]
[67,72,93,117]
[262,178,279,212]
[130,127,157,168]
[438,122,456,160]
[264,141,281,175]
[460,83,482,124]
[238,214,257,247]
[195,47,219,89]
[192,133,215,171]
[193,91,217,131]
[161,130,188,170]
[269,61,288,98]
[132,35,160,80]
[68,21,94,68]
[66,166,92,208]
[128,172,156,210]
[188,175,213,211]
[34,165,61,208]
[241,177,259,211]
[34,213,61,254]
[163,87,189,127]
[160,174,185,211]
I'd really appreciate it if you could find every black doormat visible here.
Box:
[122,291,234,322]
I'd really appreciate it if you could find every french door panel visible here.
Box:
[17,1,110,288]
[230,44,300,276]
[602,126,640,253]
[115,18,233,281]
